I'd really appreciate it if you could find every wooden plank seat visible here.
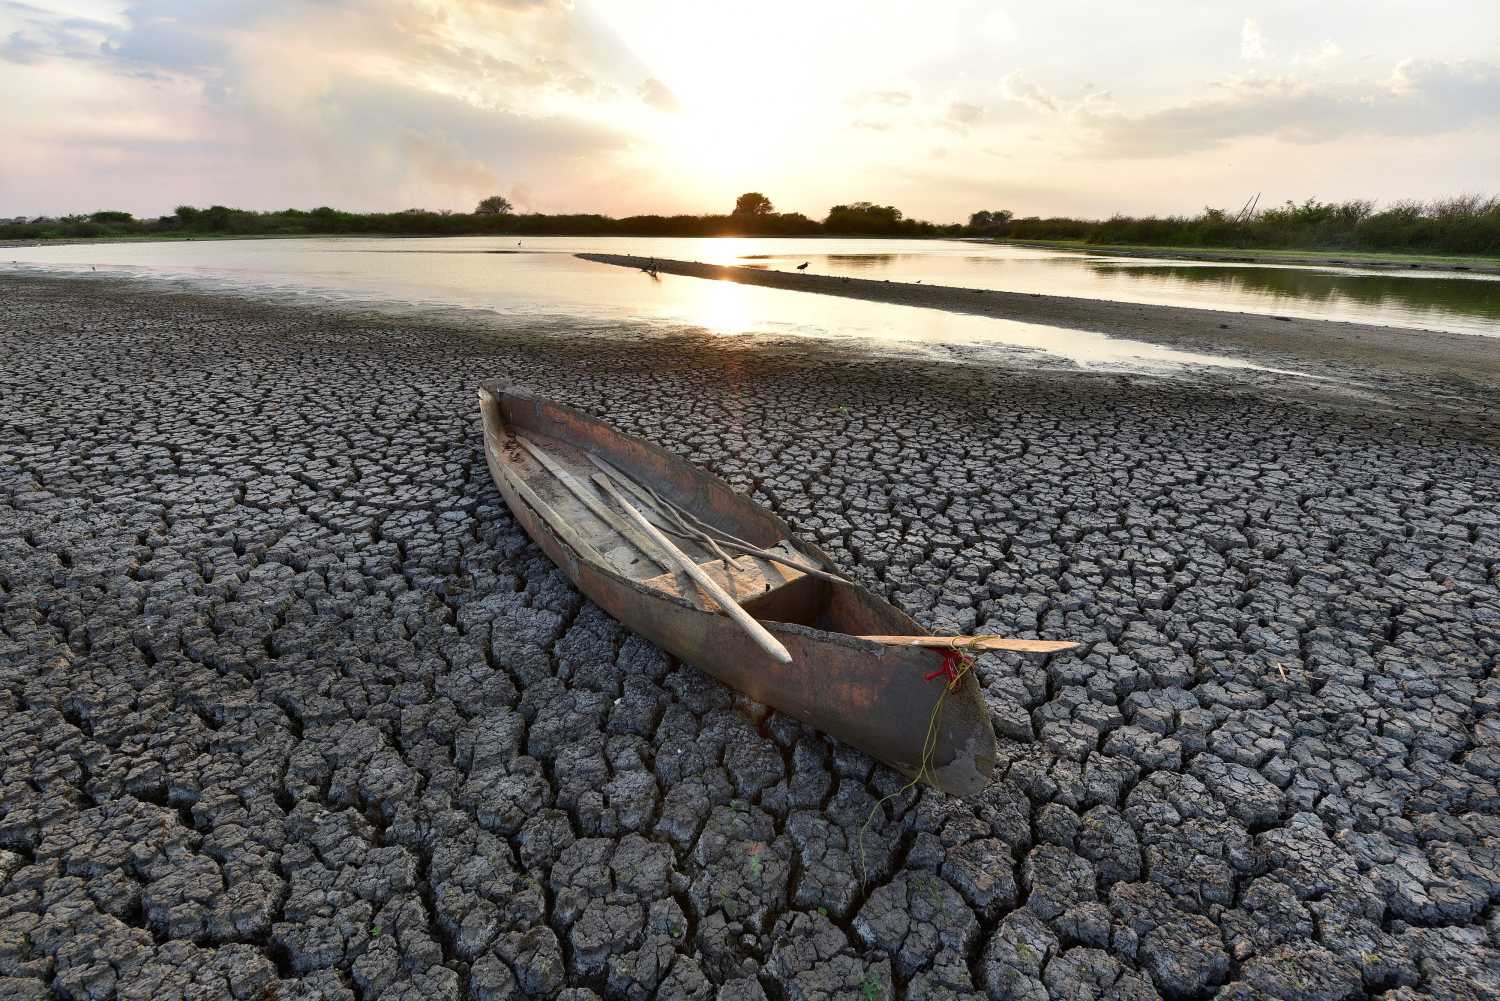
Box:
[641,551,806,613]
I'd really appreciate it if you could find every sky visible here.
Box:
[2,0,1499,222]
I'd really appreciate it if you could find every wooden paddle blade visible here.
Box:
[859,634,1078,654]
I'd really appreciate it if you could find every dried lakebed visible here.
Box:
[2,274,1499,1001]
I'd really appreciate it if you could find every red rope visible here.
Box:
[923,648,965,689]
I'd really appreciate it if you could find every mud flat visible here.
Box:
[3,273,1499,1001]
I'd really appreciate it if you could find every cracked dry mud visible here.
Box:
[2,274,1499,1001]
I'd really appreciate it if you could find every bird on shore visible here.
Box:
[796,261,809,270]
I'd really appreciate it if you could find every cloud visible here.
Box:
[1001,72,1056,113]
[397,131,500,199]
[1080,58,1500,158]
[0,1,120,65]
[1240,17,1267,61]
[0,0,647,212]
[1293,40,1342,68]
[638,76,678,112]
[945,101,982,129]
[847,88,911,108]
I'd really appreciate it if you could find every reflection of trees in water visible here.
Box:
[1090,264,1500,322]
[823,254,902,269]
[735,254,900,269]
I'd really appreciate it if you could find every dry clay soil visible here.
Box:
[2,275,1500,1001]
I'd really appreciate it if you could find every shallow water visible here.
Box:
[720,241,1500,336]
[6,235,1490,370]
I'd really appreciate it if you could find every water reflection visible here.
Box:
[1087,262,1500,328]
[2,237,1303,375]
[6,234,1497,342]
[751,247,1500,335]
[822,254,900,269]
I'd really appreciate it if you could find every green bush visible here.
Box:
[998,196,1500,256]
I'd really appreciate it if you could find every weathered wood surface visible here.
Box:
[640,553,806,612]
[592,472,794,664]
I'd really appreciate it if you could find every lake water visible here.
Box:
[6,236,1496,371]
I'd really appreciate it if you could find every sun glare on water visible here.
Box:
[680,277,756,335]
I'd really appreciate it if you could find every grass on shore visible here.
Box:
[1005,239,1500,269]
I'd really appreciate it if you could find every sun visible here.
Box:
[655,104,786,187]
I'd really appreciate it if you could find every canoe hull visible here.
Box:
[479,386,996,796]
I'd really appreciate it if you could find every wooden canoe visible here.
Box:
[477,384,1002,796]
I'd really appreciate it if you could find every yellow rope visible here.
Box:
[856,643,975,888]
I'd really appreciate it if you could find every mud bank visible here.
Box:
[2,274,1499,1001]
[579,252,1500,389]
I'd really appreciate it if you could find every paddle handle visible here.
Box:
[859,635,1078,654]
[592,473,794,665]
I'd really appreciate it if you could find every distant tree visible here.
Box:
[202,205,232,231]
[967,209,1013,234]
[475,195,514,216]
[825,201,904,234]
[90,210,133,224]
[732,192,774,216]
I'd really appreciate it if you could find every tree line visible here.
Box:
[7,193,1498,255]
[990,196,1500,257]
[0,194,963,241]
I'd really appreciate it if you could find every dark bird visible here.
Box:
[796,261,809,270]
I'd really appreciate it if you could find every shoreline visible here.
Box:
[998,239,1500,275]
[578,252,1500,388]
[0,233,963,249]
[10,231,1499,275]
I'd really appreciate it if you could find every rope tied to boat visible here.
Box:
[857,642,976,888]
[923,647,970,689]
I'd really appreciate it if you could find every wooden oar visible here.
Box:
[584,452,853,587]
[516,435,673,573]
[859,635,1078,654]
[592,472,794,665]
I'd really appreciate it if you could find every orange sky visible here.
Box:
[3,1,1499,220]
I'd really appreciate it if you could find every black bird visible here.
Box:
[796,261,809,270]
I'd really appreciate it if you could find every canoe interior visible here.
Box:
[487,388,920,636]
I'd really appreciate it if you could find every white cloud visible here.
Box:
[1241,17,1268,61]
[945,101,983,129]
[1293,40,1343,68]
[1001,72,1057,113]
[0,0,648,214]
[1080,58,1500,157]
[638,76,678,112]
